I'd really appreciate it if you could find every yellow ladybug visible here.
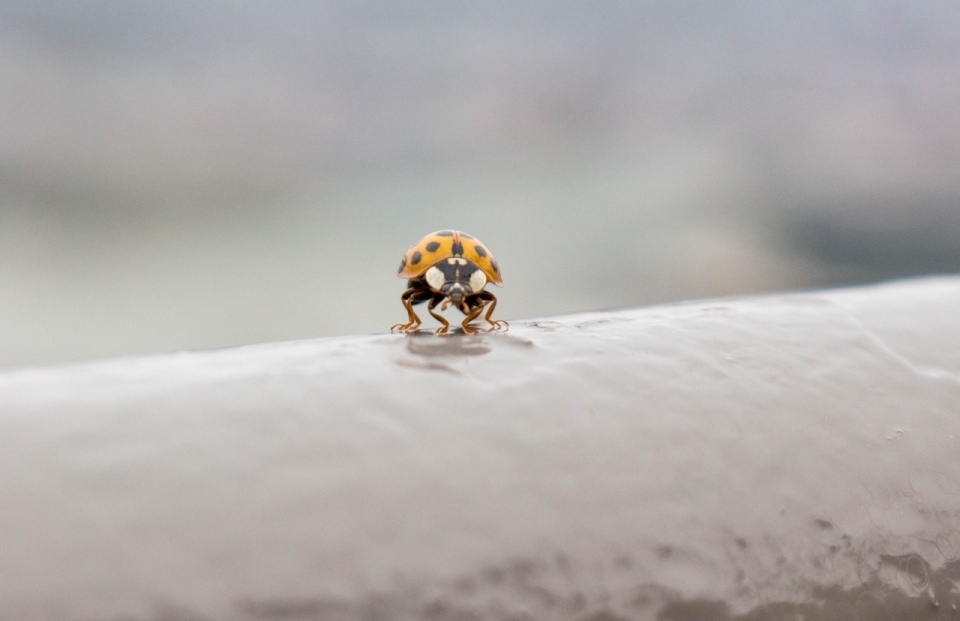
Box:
[392,230,507,335]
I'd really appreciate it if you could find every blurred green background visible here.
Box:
[1,1,959,367]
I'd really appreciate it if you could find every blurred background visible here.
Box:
[1,1,959,367]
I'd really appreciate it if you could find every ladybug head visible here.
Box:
[424,258,487,305]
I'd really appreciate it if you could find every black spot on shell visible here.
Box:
[452,241,464,256]
[490,258,499,272]
[474,245,487,258]
[411,251,422,265]
[460,232,475,239]
[436,230,454,237]
[425,241,440,252]
[398,255,407,273]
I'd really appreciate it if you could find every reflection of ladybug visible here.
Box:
[392,230,508,335]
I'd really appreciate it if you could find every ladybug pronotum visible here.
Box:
[391,230,508,335]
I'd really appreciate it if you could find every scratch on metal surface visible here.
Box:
[832,301,960,384]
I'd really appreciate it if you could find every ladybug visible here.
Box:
[391,230,508,335]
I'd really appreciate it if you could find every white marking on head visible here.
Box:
[448,257,467,266]
[425,266,445,291]
[469,269,486,293]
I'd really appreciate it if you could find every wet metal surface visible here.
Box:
[0,277,959,620]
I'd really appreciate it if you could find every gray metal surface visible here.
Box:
[1,277,959,620]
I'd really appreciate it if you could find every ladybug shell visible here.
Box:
[397,230,503,287]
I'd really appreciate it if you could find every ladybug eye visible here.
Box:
[425,266,445,291]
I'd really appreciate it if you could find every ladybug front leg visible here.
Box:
[460,300,486,335]
[477,291,508,331]
[391,288,429,333]
[427,295,452,336]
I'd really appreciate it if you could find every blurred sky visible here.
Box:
[1,1,959,367]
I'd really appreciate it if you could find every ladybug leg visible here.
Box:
[461,301,484,334]
[391,288,429,333]
[460,295,486,334]
[427,295,451,336]
[478,291,508,331]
